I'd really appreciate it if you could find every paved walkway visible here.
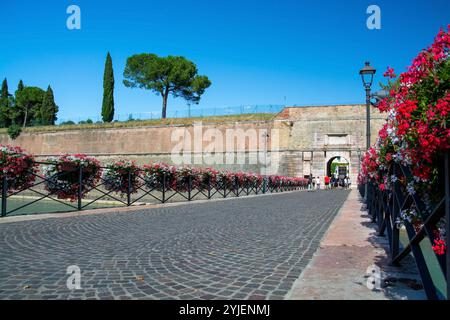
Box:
[0,190,349,300]
[287,189,427,300]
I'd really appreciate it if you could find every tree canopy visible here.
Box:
[0,79,58,130]
[15,86,45,127]
[123,54,211,118]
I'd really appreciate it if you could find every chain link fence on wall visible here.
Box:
[56,105,285,125]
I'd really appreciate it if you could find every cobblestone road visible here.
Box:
[0,190,349,300]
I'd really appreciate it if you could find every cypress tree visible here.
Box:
[9,80,25,126]
[101,52,115,122]
[40,85,58,125]
[0,78,10,127]
[1,78,8,99]
[17,80,24,92]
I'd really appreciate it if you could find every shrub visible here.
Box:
[59,120,75,126]
[7,124,22,140]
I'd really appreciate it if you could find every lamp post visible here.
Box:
[359,62,376,150]
[359,61,376,201]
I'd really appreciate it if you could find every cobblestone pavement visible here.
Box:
[0,190,349,300]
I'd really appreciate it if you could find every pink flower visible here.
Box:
[383,66,396,78]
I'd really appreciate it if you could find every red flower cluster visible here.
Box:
[0,145,37,193]
[43,154,102,201]
[432,238,446,255]
[383,66,396,79]
[102,160,141,194]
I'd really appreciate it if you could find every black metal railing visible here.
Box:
[362,153,450,300]
[1,161,306,217]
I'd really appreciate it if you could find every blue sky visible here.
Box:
[0,0,449,122]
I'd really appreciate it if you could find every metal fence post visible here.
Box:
[391,164,399,258]
[162,172,166,203]
[127,170,132,206]
[263,178,266,194]
[188,175,192,201]
[77,166,83,211]
[445,152,450,300]
[223,179,226,198]
[1,177,7,217]
[207,176,211,199]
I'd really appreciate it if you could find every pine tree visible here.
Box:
[101,52,115,122]
[40,85,58,125]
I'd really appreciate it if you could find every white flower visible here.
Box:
[406,182,416,195]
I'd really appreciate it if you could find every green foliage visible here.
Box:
[7,124,22,140]
[14,86,45,127]
[1,78,8,98]
[60,120,75,126]
[123,53,211,118]
[102,52,115,122]
[40,85,59,125]
[0,78,12,128]
[415,58,450,109]
[17,80,24,92]
[78,119,94,124]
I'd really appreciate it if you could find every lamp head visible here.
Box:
[359,62,376,87]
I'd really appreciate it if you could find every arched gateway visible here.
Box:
[275,105,386,185]
[326,156,350,178]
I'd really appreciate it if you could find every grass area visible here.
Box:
[0,113,276,134]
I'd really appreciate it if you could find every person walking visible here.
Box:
[308,175,313,191]
[324,176,330,190]
[316,176,321,190]
[344,176,349,189]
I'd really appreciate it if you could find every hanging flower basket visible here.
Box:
[43,154,101,201]
[102,160,141,195]
[197,168,218,191]
[172,166,201,192]
[0,145,37,193]
[141,163,176,191]
[214,171,235,191]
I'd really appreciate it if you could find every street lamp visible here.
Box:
[359,61,376,150]
[359,61,376,202]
